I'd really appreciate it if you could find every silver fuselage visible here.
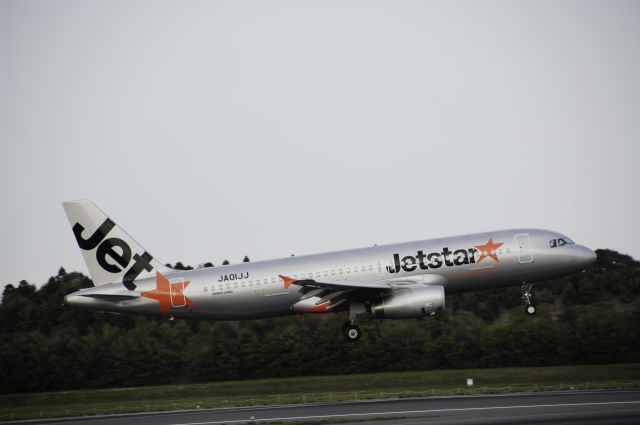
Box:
[66,228,596,320]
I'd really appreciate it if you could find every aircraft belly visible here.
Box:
[190,289,299,320]
[441,258,576,293]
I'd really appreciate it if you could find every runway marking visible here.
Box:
[170,400,640,425]
[384,406,640,425]
[30,392,640,424]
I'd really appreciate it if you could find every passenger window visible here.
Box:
[204,286,208,292]
[346,267,350,273]
[361,265,366,272]
[368,265,373,271]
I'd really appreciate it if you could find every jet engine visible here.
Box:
[369,285,445,319]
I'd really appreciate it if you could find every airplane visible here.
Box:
[63,200,597,341]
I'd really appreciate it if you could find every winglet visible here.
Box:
[279,274,297,289]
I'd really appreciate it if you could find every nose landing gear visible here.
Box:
[521,284,536,315]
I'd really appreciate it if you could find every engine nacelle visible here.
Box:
[369,285,445,319]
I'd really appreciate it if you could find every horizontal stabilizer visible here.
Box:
[79,293,140,301]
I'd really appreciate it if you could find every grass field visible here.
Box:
[1,363,639,421]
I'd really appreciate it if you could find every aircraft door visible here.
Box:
[170,279,187,308]
[515,234,533,264]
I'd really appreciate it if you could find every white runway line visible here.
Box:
[169,400,640,425]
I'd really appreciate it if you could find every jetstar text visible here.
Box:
[387,247,478,274]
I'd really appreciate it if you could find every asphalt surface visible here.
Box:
[11,390,640,425]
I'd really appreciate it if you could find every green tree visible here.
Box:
[0,249,638,393]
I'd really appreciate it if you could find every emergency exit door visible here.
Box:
[170,279,187,308]
[515,233,533,263]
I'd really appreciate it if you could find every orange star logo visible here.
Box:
[141,272,196,316]
[474,238,504,263]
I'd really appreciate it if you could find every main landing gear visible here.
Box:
[521,283,536,315]
[343,301,365,342]
[343,320,361,342]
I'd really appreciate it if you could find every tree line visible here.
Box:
[0,249,638,394]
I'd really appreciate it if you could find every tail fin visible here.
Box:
[62,200,171,290]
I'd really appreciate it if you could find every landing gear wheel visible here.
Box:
[343,321,361,342]
[521,283,536,316]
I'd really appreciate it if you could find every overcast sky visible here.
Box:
[1,0,639,290]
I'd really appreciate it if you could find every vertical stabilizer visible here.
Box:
[62,200,171,289]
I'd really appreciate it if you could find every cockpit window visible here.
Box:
[557,238,575,247]
[550,237,576,247]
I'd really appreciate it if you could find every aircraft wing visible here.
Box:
[279,275,391,290]
[278,274,448,291]
[280,273,447,315]
[279,274,389,314]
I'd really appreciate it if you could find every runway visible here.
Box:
[14,390,640,425]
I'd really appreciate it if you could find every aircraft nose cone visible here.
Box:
[574,246,597,268]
